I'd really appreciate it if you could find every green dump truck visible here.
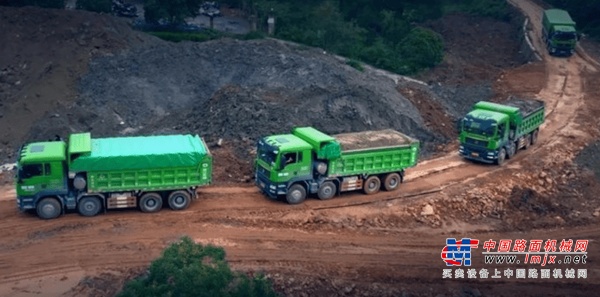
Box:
[542,9,578,56]
[255,127,419,204]
[459,97,545,165]
[16,133,212,219]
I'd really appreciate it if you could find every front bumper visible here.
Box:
[459,145,497,164]
[17,195,36,211]
[255,174,287,199]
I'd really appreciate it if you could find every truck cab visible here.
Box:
[255,134,313,198]
[542,9,578,56]
[459,109,509,164]
[16,140,68,212]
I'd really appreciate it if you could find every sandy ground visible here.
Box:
[0,0,600,296]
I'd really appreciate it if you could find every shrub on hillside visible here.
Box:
[117,237,278,297]
[76,0,111,13]
[2,0,65,8]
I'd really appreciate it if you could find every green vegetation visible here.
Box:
[148,30,222,42]
[143,0,204,24]
[217,0,510,75]
[545,0,600,40]
[76,0,111,13]
[118,237,278,297]
[1,0,65,8]
[346,59,364,72]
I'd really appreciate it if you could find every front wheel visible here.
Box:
[37,198,62,220]
[78,196,101,217]
[286,184,306,204]
[507,142,517,159]
[168,191,191,211]
[496,148,506,166]
[139,193,163,213]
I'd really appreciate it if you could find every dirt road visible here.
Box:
[0,0,599,296]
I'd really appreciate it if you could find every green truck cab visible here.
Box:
[542,9,578,56]
[459,97,545,165]
[16,133,212,219]
[255,127,419,204]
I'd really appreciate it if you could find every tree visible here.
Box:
[143,0,203,24]
[397,27,444,73]
[2,0,65,8]
[76,0,111,13]
[117,237,279,297]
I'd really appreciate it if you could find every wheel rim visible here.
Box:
[389,178,398,188]
[368,181,377,190]
[43,204,56,216]
[291,190,302,200]
[84,201,95,211]
[174,195,185,206]
[146,199,156,208]
[322,186,332,196]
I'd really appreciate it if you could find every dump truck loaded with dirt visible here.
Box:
[255,127,420,204]
[459,97,545,165]
[16,133,212,219]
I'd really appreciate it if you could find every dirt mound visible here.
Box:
[0,6,157,160]
[418,10,528,117]
[24,37,443,174]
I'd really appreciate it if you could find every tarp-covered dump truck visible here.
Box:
[459,97,545,165]
[16,133,212,219]
[255,127,419,204]
[542,9,578,56]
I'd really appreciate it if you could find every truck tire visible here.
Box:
[37,198,61,220]
[523,135,531,150]
[531,130,538,145]
[383,173,401,191]
[78,196,101,217]
[507,142,516,159]
[363,176,381,195]
[139,193,163,213]
[496,148,506,166]
[317,181,336,200]
[168,191,191,211]
[286,184,306,204]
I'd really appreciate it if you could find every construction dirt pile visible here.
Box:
[0,6,528,185]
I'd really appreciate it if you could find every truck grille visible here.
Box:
[465,137,488,147]
[257,166,270,178]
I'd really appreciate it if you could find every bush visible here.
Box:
[76,0,111,13]
[2,0,65,8]
[148,30,222,42]
[117,237,279,297]
[346,59,364,72]
[397,27,444,74]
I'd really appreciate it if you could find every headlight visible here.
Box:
[269,185,276,189]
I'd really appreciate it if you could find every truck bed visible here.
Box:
[504,96,545,117]
[334,129,415,151]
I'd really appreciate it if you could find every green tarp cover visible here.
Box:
[70,134,208,172]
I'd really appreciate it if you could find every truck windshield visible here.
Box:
[257,140,277,166]
[555,32,576,41]
[462,116,497,137]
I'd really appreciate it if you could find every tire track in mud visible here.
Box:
[1,0,599,294]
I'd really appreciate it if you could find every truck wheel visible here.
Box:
[168,191,191,211]
[286,184,306,204]
[139,193,163,213]
[496,148,506,166]
[36,198,62,220]
[383,173,401,191]
[523,135,531,150]
[507,142,516,159]
[363,176,381,195]
[531,130,538,145]
[317,181,336,200]
[78,196,101,217]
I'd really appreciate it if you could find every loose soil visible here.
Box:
[1,0,600,296]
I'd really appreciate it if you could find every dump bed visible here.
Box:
[69,134,212,192]
[328,130,419,177]
[503,96,545,118]
[543,9,576,28]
